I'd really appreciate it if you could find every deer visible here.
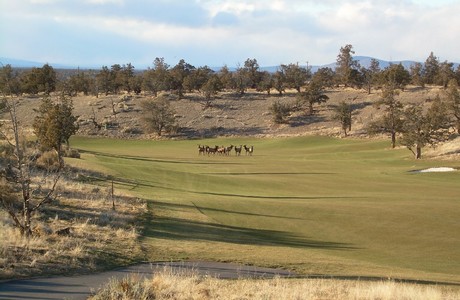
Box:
[243,145,254,156]
[207,145,219,155]
[234,145,242,156]
[225,145,234,156]
[217,146,226,155]
[198,145,207,155]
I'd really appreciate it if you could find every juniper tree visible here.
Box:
[367,84,404,148]
[445,79,460,133]
[297,80,329,115]
[142,58,171,97]
[272,70,286,96]
[280,63,311,93]
[201,75,222,108]
[423,52,440,85]
[140,95,177,136]
[333,101,353,137]
[270,101,291,124]
[257,71,274,95]
[400,97,450,159]
[335,44,360,87]
[0,64,21,96]
[33,95,78,157]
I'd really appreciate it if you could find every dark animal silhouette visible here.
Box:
[198,145,206,155]
[234,145,242,156]
[243,145,254,156]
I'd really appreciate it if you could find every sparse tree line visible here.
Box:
[1,44,460,156]
[1,46,460,99]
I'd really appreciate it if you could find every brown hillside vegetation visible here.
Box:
[90,269,460,300]
[0,169,146,279]
[7,85,460,158]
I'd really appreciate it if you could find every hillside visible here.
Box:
[5,85,460,158]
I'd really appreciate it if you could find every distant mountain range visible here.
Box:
[260,56,459,73]
[0,57,75,69]
[1,56,458,72]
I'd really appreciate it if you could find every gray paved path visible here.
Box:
[0,261,295,300]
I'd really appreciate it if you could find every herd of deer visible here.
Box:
[198,144,254,156]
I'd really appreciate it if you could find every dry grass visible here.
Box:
[0,170,147,279]
[90,268,460,300]
[8,85,453,141]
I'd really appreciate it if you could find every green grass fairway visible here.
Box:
[70,136,460,283]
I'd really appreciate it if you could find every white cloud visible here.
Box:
[29,0,61,3]
[85,0,123,4]
[1,0,459,66]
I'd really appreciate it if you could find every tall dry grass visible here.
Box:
[0,172,146,279]
[90,269,460,300]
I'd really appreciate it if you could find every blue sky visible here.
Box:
[1,0,459,69]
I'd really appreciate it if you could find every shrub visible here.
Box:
[270,101,291,124]
[0,143,14,158]
[36,150,61,171]
[63,148,81,159]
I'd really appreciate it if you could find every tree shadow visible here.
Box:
[144,212,357,250]
[350,101,373,111]
[327,101,373,111]
[105,175,364,202]
[206,102,239,111]
[180,126,266,139]
[153,200,309,221]
[78,149,245,165]
[289,114,326,127]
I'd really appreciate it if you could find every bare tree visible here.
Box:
[1,98,60,237]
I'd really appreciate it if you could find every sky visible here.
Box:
[1,0,459,69]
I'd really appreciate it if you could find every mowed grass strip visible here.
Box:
[72,136,460,283]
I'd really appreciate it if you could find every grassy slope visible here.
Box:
[72,136,460,283]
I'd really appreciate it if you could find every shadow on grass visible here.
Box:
[79,150,246,165]
[203,172,336,176]
[79,173,357,202]
[153,200,309,221]
[115,176,361,201]
[144,212,357,250]
[71,170,358,251]
[180,126,266,139]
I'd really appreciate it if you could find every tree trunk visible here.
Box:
[391,132,396,148]
[23,205,32,238]
[415,145,422,159]
[342,124,348,137]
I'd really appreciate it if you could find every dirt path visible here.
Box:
[0,261,296,300]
